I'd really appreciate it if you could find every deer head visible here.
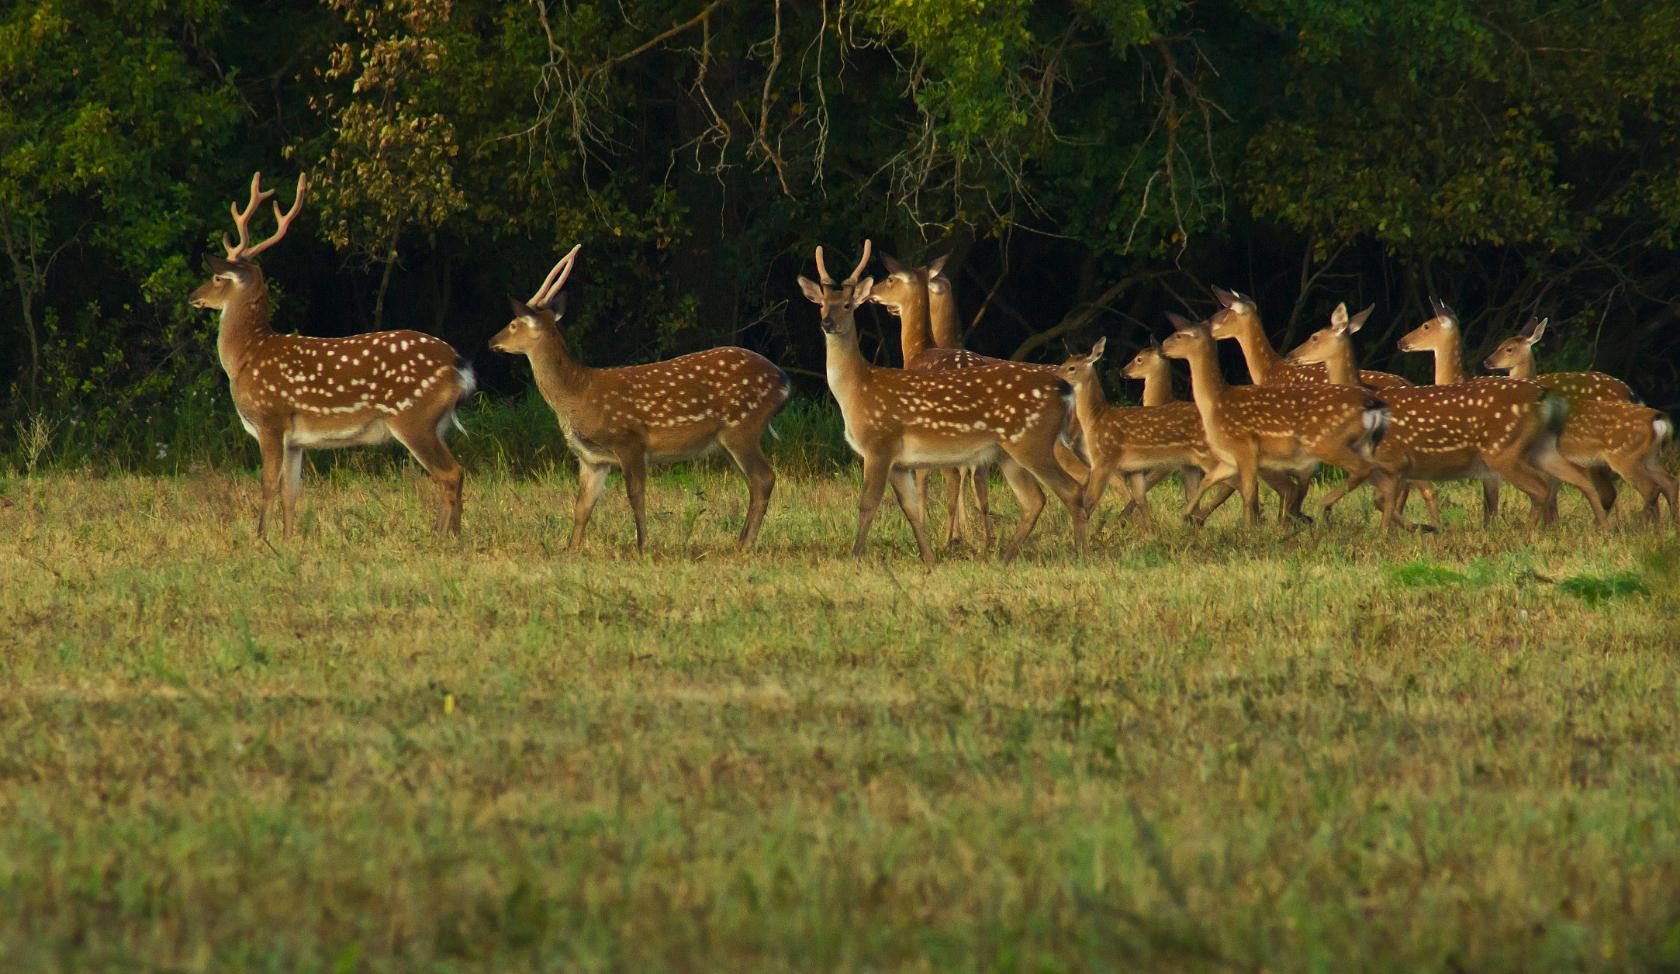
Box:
[1055,337,1107,387]
[1208,286,1260,340]
[1397,297,1458,353]
[798,240,874,337]
[1120,340,1166,382]
[798,273,875,338]
[1483,316,1547,373]
[489,244,582,356]
[1287,302,1374,367]
[1160,312,1212,359]
[867,251,936,316]
[189,172,307,311]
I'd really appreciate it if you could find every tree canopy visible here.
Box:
[3,0,1678,443]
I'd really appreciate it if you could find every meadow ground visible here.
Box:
[2,460,1678,972]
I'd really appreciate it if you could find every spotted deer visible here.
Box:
[1055,338,1213,522]
[1207,288,1412,521]
[925,257,965,350]
[1210,287,1411,388]
[1384,298,1610,527]
[1484,318,1673,523]
[867,252,991,548]
[1285,302,1607,530]
[490,245,791,551]
[1101,339,1298,523]
[862,252,1088,471]
[1158,314,1391,526]
[188,172,476,537]
[800,242,1086,564]
[1283,302,1442,519]
[1482,317,1638,404]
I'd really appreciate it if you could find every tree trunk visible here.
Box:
[372,222,403,332]
[0,208,44,408]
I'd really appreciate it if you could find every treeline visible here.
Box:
[4,0,1680,466]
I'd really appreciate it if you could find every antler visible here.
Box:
[814,239,873,287]
[529,244,583,305]
[223,172,307,262]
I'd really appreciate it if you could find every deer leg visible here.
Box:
[616,445,651,552]
[1017,444,1088,557]
[1237,454,1262,527]
[569,461,610,549]
[1588,466,1619,516]
[1530,440,1610,527]
[1648,456,1680,526]
[996,457,1048,562]
[852,454,894,558]
[1277,473,1313,524]
[890,467,936,566]
[940,470,964,549]
[1183,459,1237,524]
[254,429,285,539]
[1318,441,1386,530]
[1127,471,1154,524]
[1054,438,1090,483]
[1118,469,1167,519]
[1178,466,1204,516]
[719,428,776,549]
[1486,451,1556,528]
[280,445,305,538]
[391,420,465,536]
[1375,471,1409,533]
[1481,478,1502,527]
[1602,455,1656,525]
[914,469,934,539]
[1082,457,1119,517]
[1416,481,1442,531]
[969,466,994,550]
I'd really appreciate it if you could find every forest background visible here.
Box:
[5,0,1680,469]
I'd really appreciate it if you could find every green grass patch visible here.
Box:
[2,472,1677,971]
[1557,570,1651,606]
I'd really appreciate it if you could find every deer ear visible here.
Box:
[926,253,949,276]
[205,254,236,274]
[1330,303,1349,327]
[1347,304,1375,333]
[544,291,568,319]
[1527,317,1548,344]
[1164,311,1198,333]
[797,276,826,304]
[880,253,906,275]
[1090,336,1107,361]
[1212,286,1237,308]
[850,277,875,305]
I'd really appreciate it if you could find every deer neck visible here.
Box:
[1071,376,1109,431]
[823,324,871,401]
[1180,347,1229,427]
[928,288,963,349]
[896,289,931,364]
[1232,321,1285,383]
[1508,348,1537,380]
[216,289,275,378]
[1321,341,1361,386]
[1139,364,1174,407]
[1431,337,1466,385]
[525,335,592,426]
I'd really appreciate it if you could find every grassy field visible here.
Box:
[2,459,1679,972]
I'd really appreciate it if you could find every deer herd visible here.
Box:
[191,172,1676,562]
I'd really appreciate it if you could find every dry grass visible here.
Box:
[2,464,1678,972]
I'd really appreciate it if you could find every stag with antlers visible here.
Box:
[189,172,477,537]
